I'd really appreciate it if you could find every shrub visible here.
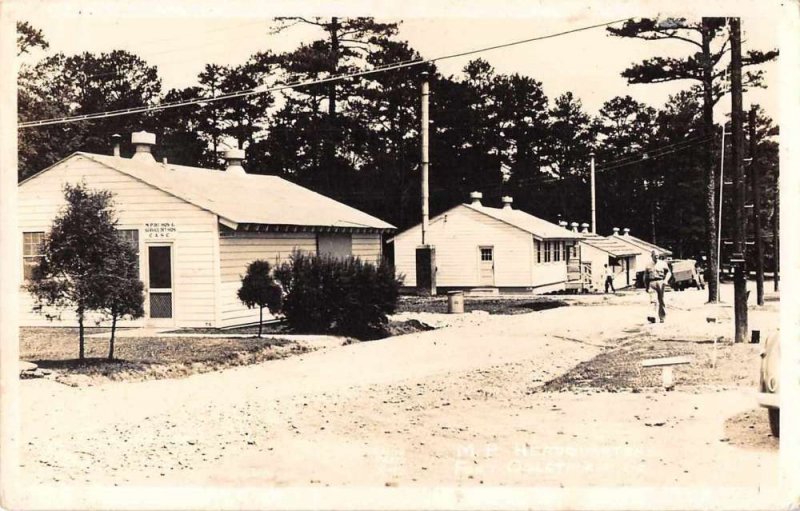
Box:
[237,260,283,337]
[273,251,402,339]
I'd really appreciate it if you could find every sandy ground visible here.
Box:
[18,284,779,495]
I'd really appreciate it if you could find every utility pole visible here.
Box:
[773,198,779,292]
[420,72,430,245]
[702,17,720,304]
[749,106,764,305]
[590,151,596,233]
[729,17,748,343]
[716,125,726,297]
[415,71,436,296]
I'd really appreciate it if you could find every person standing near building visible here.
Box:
[604,264,615,293]
[645,250,671,323]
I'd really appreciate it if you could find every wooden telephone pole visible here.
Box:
[774,198,779,292]
[749,106,765,305]
[590,151,596,233]
[729,18,748,343]
[420,72,430,245]
[415,71,436,296]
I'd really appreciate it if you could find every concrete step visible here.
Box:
[467,287,500,297]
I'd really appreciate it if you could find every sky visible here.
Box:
[14,2,782,124]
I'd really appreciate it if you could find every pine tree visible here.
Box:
[607,16,778,302]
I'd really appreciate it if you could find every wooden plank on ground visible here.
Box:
[641,356,692,367]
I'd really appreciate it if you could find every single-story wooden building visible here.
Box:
[611,227,673,271]
[19,131,395,328]
[389,193,581,294]
[570,223,639,291]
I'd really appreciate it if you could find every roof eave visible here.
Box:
[230,223,394,234]
[218,217,238,230]
[18,152,84,186]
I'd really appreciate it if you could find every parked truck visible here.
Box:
[668,259,704,291]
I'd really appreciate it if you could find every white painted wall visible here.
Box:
[531,239,569,290]
[218,232,317,327]
[611,235,653,275]
[393,205,568,290]
[218,231,383,327]
[579,243,636,291]
[18,155,219,328]
[352,233,382,264]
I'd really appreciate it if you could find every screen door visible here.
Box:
[148,245,173,319]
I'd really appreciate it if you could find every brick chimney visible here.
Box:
[470,191,483,206]
[223,148,247,176]
[501,196,513,210]
[131,131,156,162]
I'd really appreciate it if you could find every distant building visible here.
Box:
[18,131,395,328]
[389,192,581,294]
[570,223,639,291]
[611,227,672,267]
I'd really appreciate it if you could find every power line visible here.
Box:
[248,134,716,202]
[593,134,708,169]
[596,136,714,172]
[19,17,632,129]
[489,136,716,192]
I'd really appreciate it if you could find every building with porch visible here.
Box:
[611,227,673,284]
[569,223,639,291]
[18,132,395,328]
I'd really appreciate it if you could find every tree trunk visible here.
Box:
[729,17,748,343]
[701,18,719,303]
[108,312,117,360]
[78,310,85,360]
[258,306,263,338]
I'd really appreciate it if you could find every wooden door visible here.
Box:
[479,246,495,286]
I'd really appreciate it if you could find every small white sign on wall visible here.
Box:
[144,222,177,240]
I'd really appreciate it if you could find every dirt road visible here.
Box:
[17,290,779,498]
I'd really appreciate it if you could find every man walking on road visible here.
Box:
[604,264,615,293]
[645,250,671,323]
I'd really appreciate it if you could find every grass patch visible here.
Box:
[20,327,307,386]
[535,335,760,393]
[165,318,435,340]
[397,296,568,315]
[163,322,291,336]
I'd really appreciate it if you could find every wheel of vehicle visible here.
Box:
[768,408,780,438]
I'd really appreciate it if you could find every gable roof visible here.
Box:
[390,202,580,242]
[463,204,581,239]
[579,233,640,257]
[23,153,395,231]
[612,233,673,256]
